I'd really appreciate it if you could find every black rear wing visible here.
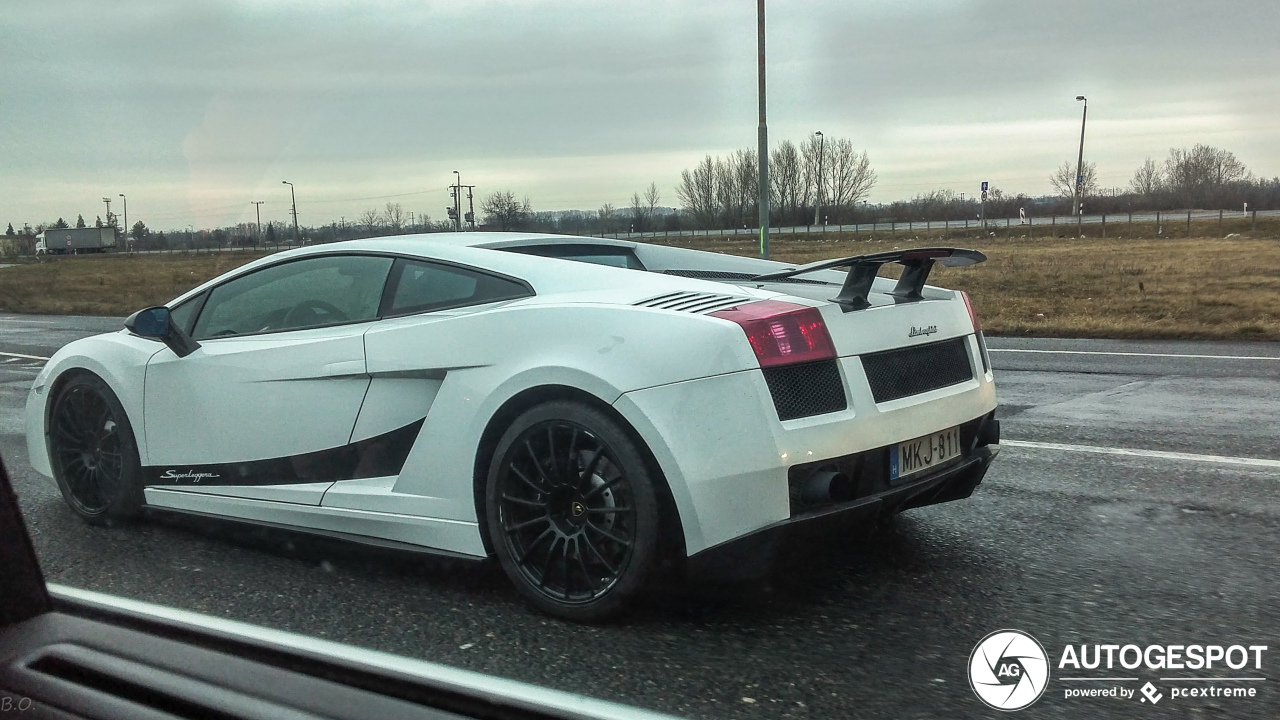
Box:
[752,247,986,311]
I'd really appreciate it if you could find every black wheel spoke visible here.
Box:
[585,505,631,515]
[538,536,562,588]
[580,532,616,574]
[545,426,558,479]
[565,429,580,479]
[573,539,599,593]
[586,519,632,547]
[501,493,546,509]
[560,536,572,598]
[578,448,605,485]
[583,475,623,500]
[505,514,551,533]
[514,527,554,566]
[524,440,553,487]
[510,465,547,496]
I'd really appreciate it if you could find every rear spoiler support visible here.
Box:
[752,247,986,311]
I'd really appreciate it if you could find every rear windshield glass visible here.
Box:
[501,244,646,270]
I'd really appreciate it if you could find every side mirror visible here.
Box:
[124,306,201,358]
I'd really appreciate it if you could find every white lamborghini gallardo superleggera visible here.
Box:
[26,233,999,620]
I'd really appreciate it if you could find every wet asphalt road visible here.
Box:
[1,313,1278,719]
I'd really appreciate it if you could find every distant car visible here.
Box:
[25,233,999,621]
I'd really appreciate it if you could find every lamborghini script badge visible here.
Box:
[909,325,938,337]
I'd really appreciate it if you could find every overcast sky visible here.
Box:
[4,0,1277,230]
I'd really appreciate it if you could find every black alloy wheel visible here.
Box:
[48,373,144,524]
[487,401,661,621]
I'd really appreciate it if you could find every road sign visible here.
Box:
[981,181,988,192]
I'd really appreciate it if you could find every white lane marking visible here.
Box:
[0,351,50,361]
[989,348,1280,361]
[1003,440,1280,469]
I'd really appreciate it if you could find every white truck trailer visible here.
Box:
[35,227,116,255]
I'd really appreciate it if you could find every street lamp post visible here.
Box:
[813,131,824,226]
[281,181,300,244]
[1073,96,1088,218]
[118,194,128,249]
[756,0,770,260]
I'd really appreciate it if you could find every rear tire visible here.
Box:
[48,372,144,525]
[485,401,661,622]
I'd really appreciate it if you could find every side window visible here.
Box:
[383,259,530,317]
[192,255,394,340]
[167,292,206,335]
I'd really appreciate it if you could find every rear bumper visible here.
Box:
[685,442,999,582]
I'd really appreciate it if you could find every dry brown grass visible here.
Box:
[650,232,1280,341]
[0,251,266,316]
[2,235,1278,341]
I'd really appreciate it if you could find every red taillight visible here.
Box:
[710,300,836,368]
[961,291,981,332]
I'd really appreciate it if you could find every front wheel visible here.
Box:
[485,401,662,622]
[48,372,144,525]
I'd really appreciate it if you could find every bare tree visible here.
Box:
[644,182,660,218]
[384,202,405,233]
[481,190,531,231]
[800,135,822,218]
[730,148,757,228]
[1129,158,1163,196]
[1163,144,1250,207]
[676,155,718,229]
[1050,160,1098,199]
[629,192,647,232]
[770,140,803,223]
[358,208,382,231]
[824,139,876,221]
[598,203,617,232]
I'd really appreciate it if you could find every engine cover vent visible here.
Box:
[634,291,751,314]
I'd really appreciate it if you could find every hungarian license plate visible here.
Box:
[890,426,962,481]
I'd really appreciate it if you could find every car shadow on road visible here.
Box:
[108,504,995,628]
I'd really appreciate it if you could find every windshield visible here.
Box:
[2,2,1278,719]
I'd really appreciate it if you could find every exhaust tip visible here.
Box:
[801,470,854,505]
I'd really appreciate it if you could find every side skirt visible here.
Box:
[142,487,489,559]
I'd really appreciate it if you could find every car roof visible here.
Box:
[166,232,765,308]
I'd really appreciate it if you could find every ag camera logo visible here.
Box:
[969,630,1050,711]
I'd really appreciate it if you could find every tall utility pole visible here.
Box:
[101,197,114,247]
[466,185,476,230]
[250,201,264,240]
[756,0,770,260]
[452,171,462,232]
[281,181,300,243]
[813,130,824,226]
[118,194,128,243]
[1073,95,1088,217]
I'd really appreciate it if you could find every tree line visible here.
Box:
[675,135,876,230]
[7,142,1277,254]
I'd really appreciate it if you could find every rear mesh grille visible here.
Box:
[762,360,847,421]
[861,337,974,403]
[634,291,749,314]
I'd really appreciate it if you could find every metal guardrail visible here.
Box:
[597,209,1280,241]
